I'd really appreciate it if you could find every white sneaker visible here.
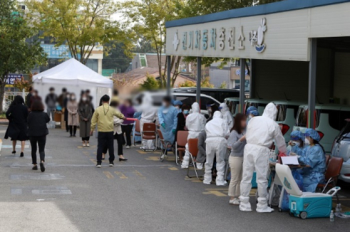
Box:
[229,198,240,205]
[86,143,90,147]
[196,163,203,170]
[82,144,86,147]
[126,146,130,149]
[96,164,101,168]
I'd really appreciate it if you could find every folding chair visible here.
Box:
[157,129,174,162]
[317,157,343,192]
[186,138,201,179]
[133,120,141,146]
[142,123,157,151]
[175,131,188,165]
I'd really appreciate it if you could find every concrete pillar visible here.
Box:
[98,59,102,75]
[166,56,171,96]
[239,58,246,113]
[308,39,317,128]
[196,57,201,104]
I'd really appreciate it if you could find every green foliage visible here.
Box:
[25,0,135,64]
[139,75,160,90]
[103,42,132,73]
[179,80,196,87]
[0,0,47,112]
[219,81,227,89]
[201,76,214,88]
[133,37,157,53]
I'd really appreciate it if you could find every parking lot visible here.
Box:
[0,126,350,232]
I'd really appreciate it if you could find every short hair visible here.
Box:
[34,90,39,94]
[110,101,119,107]
[49,87,55,91]
[31,100,44,112]
[182,104,190,110]
[28,86,33,92]
[163,96,172,103]
[101,94,110,102]
[85,89,90,93]
[62,88,67,92]
[113,89,119,96]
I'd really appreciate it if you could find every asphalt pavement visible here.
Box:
[0,125,349,232]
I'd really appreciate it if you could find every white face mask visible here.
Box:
[304,138,310,145]
[175,106,179,109]
[292,141,300,147]
[71,97,75,101]
[82,97,87,101]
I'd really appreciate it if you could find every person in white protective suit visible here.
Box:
[239,103,287,213]
[203,111,230,186]
[140,92,157,150]
[181,102,206,169]
[219,102,234,129]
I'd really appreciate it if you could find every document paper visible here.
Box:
[281,156,299,165]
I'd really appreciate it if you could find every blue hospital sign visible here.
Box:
[6,74,23,85]
[40,44,72,59]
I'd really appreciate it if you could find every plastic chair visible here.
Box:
[142,123,157,151]
[175,131,188,165]
[318,157,343,193]
[325,154,331,166]
[133,120,141,146]
[186,138,201,179]
[157,129,173,162]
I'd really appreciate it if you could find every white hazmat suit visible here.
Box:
[181,102,206,169]
[140,92,157,150]
[203,111,230,186]
[239,103,286,213]
[220,102,234,129]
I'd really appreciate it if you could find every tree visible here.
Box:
[0,0,47,112]
[25,0,135,65]
[103,42,132,73]
[178,77,213,88]
[13,74,34,92]
[179,80,196,87]
[139,75,159,90]
[219,81,227,89]
[133,36,157,53]
[118,0,185,88]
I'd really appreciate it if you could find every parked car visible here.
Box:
[295,104,350,153]
[225,97,240,116]
[244,99,270,116]
[172,88,240,103]
[331,119,350,183]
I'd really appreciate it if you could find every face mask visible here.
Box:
[50,91,54,94]
[175,106,179,109]
[183,110,189,115]
[162,102,167,107]
[71,97,75,101]
[33,93,37,96]
[82,97,87,101]
[304,138,310,145]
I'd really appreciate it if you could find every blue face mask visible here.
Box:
[183,110,189,115]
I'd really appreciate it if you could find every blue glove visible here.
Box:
[172,129,176,135]
[161,123,166,129]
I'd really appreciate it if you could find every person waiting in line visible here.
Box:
[227,113,247,205]
[139,92,157,150]
[63,92,70,133]
[111,100,128,162]
[57,88,67,108]
[78,94,94,147]
[239,103,286,213]
[298,128,326,192]
[25,86,34,109]
[27,100,50,172]
[30,90,42,109]
[181,102,206,169]
[196,130,207,170]
[45,87,57,120]
[120,99,135,149]
[203,111,230,186]
[219,102,234,129]
[287,131,305,156]
[90,95,125,168]
[67,93,79,137]
[85,89,93,102]
[158,96,178,146]
[5,96,29,157]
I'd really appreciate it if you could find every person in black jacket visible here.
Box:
[27,100,50,172]
[5,96,28,157]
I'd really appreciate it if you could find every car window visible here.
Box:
[340,111,350,129]
[152,95,165,106]
[227,101,238,115]
[200,96,218,111]
[175,96,196,108]
[318,110,340,130]
[276,105,286,121]
[296,107,308,127]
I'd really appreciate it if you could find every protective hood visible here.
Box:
[191,102,200,113]
[142,92,153,106]
[213,111,222,119]
[262,103,277,121]
[219,103,229,112]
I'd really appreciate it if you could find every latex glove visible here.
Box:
[161,123,166,129]
[172,129,176,135]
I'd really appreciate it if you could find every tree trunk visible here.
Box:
[0,81,7,114]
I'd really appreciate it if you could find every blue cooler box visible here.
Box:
[276,164,340,219]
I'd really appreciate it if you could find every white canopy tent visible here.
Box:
[33,58,113,108]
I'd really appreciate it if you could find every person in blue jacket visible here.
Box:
[158,96,178,144]
[288,131,305,156]
[298,128,326,192]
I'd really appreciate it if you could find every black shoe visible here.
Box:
[109,162,114,167]
[69,135,73,137]
[32,165,38,170]
[73,135,76,137]
[12,151,16,154]
[20,152,24,157]
[40,163,45,172]
[119,158,128,162]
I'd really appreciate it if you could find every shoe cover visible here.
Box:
[216,179,227,186]
[256,206,274,213]
[239,202,252,212]
[203,179,211,185]
[196,163,203,170]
